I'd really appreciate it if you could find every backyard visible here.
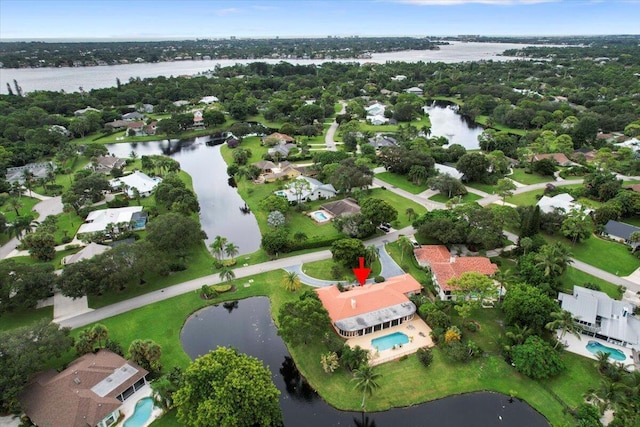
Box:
[375,171,428,194]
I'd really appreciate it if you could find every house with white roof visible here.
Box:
[406,87,423,96]
[62,242,111,265]
[391,75,407,81]
[435,164,464,180]
[275,176,337,202]
[536,193,590,215]
[559,285,640,348]
[77,206,146,237]
[110,171,162,198]
[367,114,388,126]
[199,96,219,104]
[365,102,386,117]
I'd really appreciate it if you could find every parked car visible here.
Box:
[379,225,391,233]
[410,239,420,248]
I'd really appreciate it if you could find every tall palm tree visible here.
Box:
[397,236,413,264]
[209,235,228,261]
[545,310,581,349]
[224,242,239,261]
[493,268,515,302]
[352,365,381,412]
[91,324,109,349]
[364,245,379,267]
[585,377,626,414]
[151,377,177,411]
[282,271,302,292]
[8,198,23,216]
[534,243,573,278]
[405,208,416,222]
[218,265,235,283]
[594,351,612,375]
[505,324,532,346]
[22,169,34,197]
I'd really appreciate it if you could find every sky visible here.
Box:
[1,0,639,40]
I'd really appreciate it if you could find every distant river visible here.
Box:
[0,42,542,94]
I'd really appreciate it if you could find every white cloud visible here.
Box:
[216,8,240,16]
[396,0,560,5]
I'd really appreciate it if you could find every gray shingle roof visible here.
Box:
[604,220,640,240]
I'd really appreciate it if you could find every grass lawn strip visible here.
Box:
[429,192,481,204]
[509,169,554,185]
[559,267,623,299]
[375,171,428,194]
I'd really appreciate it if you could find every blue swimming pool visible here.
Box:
[123,397,154,427]
[586,340,626,361]
[372,332,409,351]
[313,211,328,221]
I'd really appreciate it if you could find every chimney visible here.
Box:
[450,256,456,263]
[351,298,356,309]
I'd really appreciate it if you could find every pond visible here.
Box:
[424,101,483,150]
[105,138,261,255]
[180,297,551,427]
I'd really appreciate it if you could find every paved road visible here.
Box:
[372,177,444,211]
[324,101,346,152]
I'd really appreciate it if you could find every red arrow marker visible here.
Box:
[352,257,371,286]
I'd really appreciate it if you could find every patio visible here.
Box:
[347,317,433,366]
[560,332,637,371]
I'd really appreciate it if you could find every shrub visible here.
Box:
[201,285,219,300]
[106,198,130,208]
[444,326,462,344]
[582,282,601,291]
[168,262,187,272]
[416,347,433,367]
[398,354,409,362]
[322,332,345,354]
[465,322,478,333]
[330,264,343,280]
[320,352,340,373]
[374,275,385,283]
[212,284,232,293]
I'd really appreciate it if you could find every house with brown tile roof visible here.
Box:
[532,153,577,167]
[316,274,422,337]
[20,350,148,427]
[413,245,498,300]
[320,198,361,218]
[89,155,127,174]
[263,132,294,144]
[625,184,640,193]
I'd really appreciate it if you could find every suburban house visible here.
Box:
[316,274,422,337]
[602,220,640,251]
[193,110,205,128]
[125,121,146,136]
[88,155,126,174]
[74,106,101,116]
[320,198,361,218]
[406,87,423,96]
[172,100,190,107]
[122,112,144,121]
[5,161,56,184]
[367,114,389,126]
[435,164,464,180]
[365,102,386,117]
[19,349,149,427]
[558,285,640,347]
[77,206,147,237]
[536,193,589,215]
[391,75,407,81]
[263,132,294,145]
[413,245,498,301]
[199,95,219,104]
[62,242,111,265]
[105,120,129,131]
[366,135,398,150]
[532,153,577,167]
[263,164,302,183]
[252,160,277,174]
[275,176,337,202]
[110,170,162,198]
[268,143,298,159]
[572,148,598,162]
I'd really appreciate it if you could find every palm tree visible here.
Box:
[352,365,381,412]
[405,208,416,222]
[545,310,581,349]
[22,169,34,197]
[364,245,379,267]
[8,198,23,216]
[282,271,302,292]
[91,324,109,349]
[585,377,626,414]
[594,351,612,375]
[534,243,573,278]
[218,265,235,283]
[505,324,532,347]
[224,242,239,261]
[151,377,177,410]
[209,235,228,261]
[397,236,413,264]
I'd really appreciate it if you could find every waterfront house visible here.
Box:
[77,206,146,237]
[263,164,301,183]
[105,120,129,131]
[316,274,422,337]
[406,87,423,96]
[122,112,144,121]
[110,170,162,198]
[268,143,297,159]
[275,176,337,202]
[263,132,295,145]
[558,285,640,347]
[413,245,498,301]
[88,155,126,174]
[19,350,149,427]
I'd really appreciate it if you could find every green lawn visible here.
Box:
[545,234,640,276]
[302,257,382,281]
[385,241,433,294]
[365,188,428,229]
[559,267,623,299]
[375,171,428,194]
[464,181,497,194]
[1,196,41,222]
[475,116,525,136]
[506,189,542,207]
[0,306,53,332]
[429,192,482,204]
[510,169,554,185]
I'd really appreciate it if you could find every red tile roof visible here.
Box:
[264,132,294,142]
[413,245,497,291]
[532,153,572,165]
[316,274,422,324]
[413,245,451,265]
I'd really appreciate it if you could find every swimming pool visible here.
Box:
[310,210,332,223]
[371,332,409,351]
[585,340,626,361]
[123,397,155,427]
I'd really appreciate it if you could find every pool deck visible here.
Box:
[118,384,164,427]
[560,332,638,371]
[346,317,434,366]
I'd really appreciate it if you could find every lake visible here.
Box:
[180,297,552,427]
[424,101,483,150]
[105,138,261,255]
[1,42,543,94]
